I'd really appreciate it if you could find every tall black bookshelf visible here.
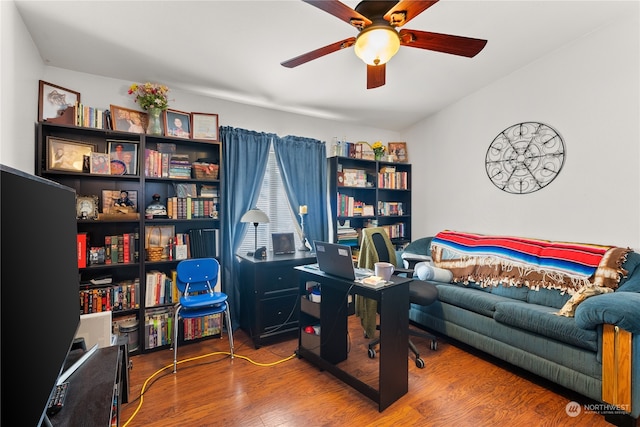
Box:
[36,121,223,354]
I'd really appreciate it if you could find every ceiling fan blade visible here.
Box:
[384,0,439,27]
[281,37,356,68]
[303,0,372,28]
[399,29,487,57]
[367,64,386,89]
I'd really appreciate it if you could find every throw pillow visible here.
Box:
[555,285,613,317]
[415,262,453,283]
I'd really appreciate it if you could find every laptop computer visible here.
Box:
[312,241,372,281]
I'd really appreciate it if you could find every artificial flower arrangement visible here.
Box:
[371,141,386,158]
[128,82,170,111]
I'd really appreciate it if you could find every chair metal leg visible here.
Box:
[225,307,234,358]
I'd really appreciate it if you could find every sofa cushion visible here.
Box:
[403,237,433,256]
[526,287,572,309]
[493,301,598,351]
[491,284,529,301]
[435,283,515,317]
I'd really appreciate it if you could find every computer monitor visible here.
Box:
[0,165,80,426]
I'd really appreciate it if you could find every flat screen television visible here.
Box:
[0,164,80,426]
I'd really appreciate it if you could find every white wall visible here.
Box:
[403,12,640,249]
[0,0,45,172]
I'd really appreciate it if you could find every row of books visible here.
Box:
[332,141,375,160]
[378,201,405,216]
[181,313,222,341]
[79,279,140,314]
[337,193,375,217]
[378,170,409,189]
[145,269,177,307]
[167,196,219,219]
[145,306,174,350]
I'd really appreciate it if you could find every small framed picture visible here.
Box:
[388,142,408,163]
[191,112,219,141]
[38,80,80,122]
[47,137,96,172]
[102,190,138,214]
[108,141,138,175]
[76,195,99,220]
[109,104,148,134]
[164,109,191,138]
[272,232,295,255]
[90,152,111,175]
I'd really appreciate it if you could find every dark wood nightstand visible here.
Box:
[238,251,316,348]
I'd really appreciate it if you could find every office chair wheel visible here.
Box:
[368,348,376,359]
[415,357,425,369]
[430,340,438,351]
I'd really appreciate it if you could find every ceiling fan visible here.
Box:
[281,0,488,89]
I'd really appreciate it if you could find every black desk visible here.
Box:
[295,266,410,411]
[50,345,122,426]
[238,252,316,348]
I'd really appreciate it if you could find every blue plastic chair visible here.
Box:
[173,258,234,373]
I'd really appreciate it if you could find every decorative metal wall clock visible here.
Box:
[485,122,565,194]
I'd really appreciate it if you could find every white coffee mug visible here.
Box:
[374,262,395,281]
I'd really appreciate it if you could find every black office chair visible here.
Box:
[357,227,438,369]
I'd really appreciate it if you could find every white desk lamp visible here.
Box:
[240,208,270,256]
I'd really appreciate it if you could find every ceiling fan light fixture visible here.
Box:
[354,25,400,66]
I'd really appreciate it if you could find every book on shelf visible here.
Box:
[77,232,88,268]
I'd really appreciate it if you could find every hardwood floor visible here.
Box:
[120,316,619,426]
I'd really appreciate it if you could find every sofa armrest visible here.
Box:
[575,292,640,334]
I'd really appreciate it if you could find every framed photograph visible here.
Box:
[38,80,80,122]
[108,141,138,175]
[47,137,96,172]
[110,104,148,134]
[272,232,295,255]
[164,109,191,138]
[90,152,111,175]
[76,195,99,220]
[191,112,219,141]
[102,190,138,214]
[388,142,408,163]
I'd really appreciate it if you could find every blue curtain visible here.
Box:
[220,126,273,327]
[274,135,329,247]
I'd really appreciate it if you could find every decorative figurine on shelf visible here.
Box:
[146,193,167,219]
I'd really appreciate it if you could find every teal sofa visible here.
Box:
[404,236,640,426]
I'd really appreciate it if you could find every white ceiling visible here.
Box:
[15,0,637,131]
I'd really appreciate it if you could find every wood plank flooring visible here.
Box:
[120,316,621,426]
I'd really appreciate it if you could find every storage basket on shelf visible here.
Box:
[192,162,219,180]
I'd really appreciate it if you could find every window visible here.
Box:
[238,145,302,254]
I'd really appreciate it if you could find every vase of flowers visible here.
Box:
[128,82,170,135]
[371,141,386,161]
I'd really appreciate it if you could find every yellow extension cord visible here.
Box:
[122,351,297,427]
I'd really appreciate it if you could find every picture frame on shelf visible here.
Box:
[102,190,138,215]
[108,141,138,175]
[38,80,80,122]
[272,232,295,255]
[164,109,191,138]
[387,142,408,163]
[90,152,111,175]
[109,104,148,134]
[76,195,99,220]
[191,112,219,141]
[47,136,96,172]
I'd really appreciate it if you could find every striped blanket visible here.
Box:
[431,230,630,294]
